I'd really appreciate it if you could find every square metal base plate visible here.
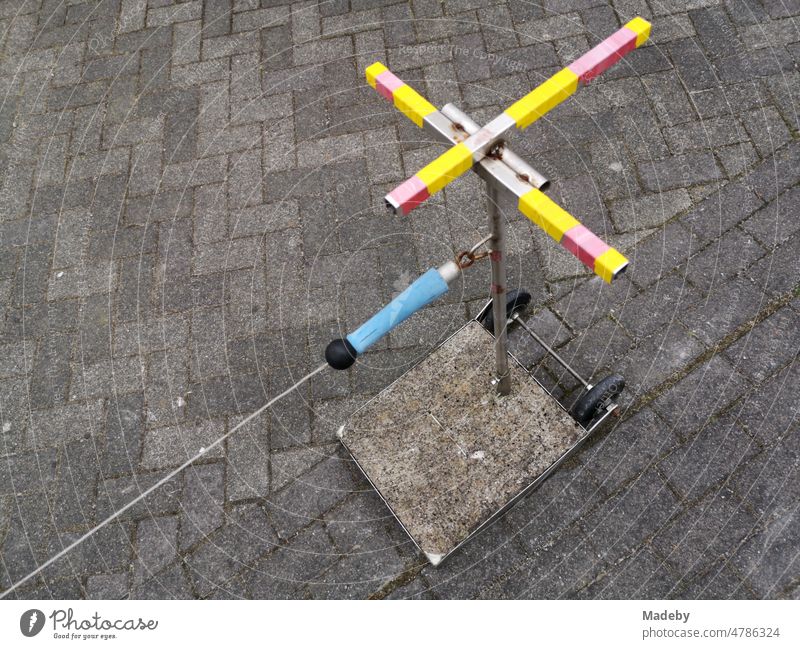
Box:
[338,320,588,565]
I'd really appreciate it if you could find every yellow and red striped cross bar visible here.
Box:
[518,188,627,283]
[366,61,437,127]
[365,64,630,284]
[381,17,651,216]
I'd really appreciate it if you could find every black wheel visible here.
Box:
[480,289,532,333]
[570,374,625,426]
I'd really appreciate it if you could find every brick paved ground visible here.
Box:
[0,0,798,600]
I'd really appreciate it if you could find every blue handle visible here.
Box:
[347,268,449,354]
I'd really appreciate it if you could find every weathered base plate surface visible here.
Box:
[338,320,586,564]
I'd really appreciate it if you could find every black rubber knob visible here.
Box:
[325,338,358,370]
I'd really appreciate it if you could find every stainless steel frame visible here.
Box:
[338,307,620,567]
[440,104,549,190]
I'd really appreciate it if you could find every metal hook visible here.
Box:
[456,234,492,269]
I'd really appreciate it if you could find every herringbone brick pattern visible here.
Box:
[0,0,797,599]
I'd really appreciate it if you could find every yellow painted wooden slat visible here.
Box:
[594,248,629,283]
[625,17,651,47]
[416,143,473,193]
[504,68,579,130]
[392,84,437,127]
[365,62,388,88]
[518,189,580,242]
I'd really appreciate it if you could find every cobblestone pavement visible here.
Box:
[0,0,798,600]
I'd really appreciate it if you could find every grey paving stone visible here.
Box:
[658,411,761,501]
[96,471,183,522]
[619,322,707,396]
[681,227,768,293]
[308,546,407,599]
[614,273,702,340]
[679,276,769,347]
[651,354,750,437]
[651,489,758,580]
[745,229,800,297]
[53,440,99,530]
[59,520,135,584]
[689,6,742,59]
[207,573,251,599]
[663,115,748,155]
[264,454,358,540]
[639,153,723,193]
[186,373,267,420]
[324,490,410,554]
[742,106,793,158]
[554,275,637,332]
[611,189,692,232]
[677,559,757,598]
[724,307,800,383]
[384,576,436,599]
[507,307,572,368]
[626,222,703,290]
[141,420,225,470]
[548,317,633,387]
[133,562,195,599]
[86,572,129,599]
[179,462,225,551]
[27,401,104,450]
[134,515,179,585]
[266,375,313,450]
[417,520,523,598]
[718,141,759,177]
[311,396,370,443]
[732,508,798,598]
[27,333,72,410]
[0,447,58,496]
[246,523,337,598]
[579,547,681,599]
[15,577,86,600]
[185,503,278,597]
[580,469,680,563]
[733,361,800,445]
[226,421,271,501]
[583,408,681,496]
[741,186,800,249]
[271,444,332,491]
[502,457,605,551]
[715,46,796,85]
[744,140,800,203]
[0,379,32,452]
[727,433,799,520]
[667,37,719,91]
[147,1,202,28]
[679,182,765,245]
[489,526,606,598]
[1,493,59,587]
[641,70,697,127]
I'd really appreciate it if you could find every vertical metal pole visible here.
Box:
[488,179,511,395]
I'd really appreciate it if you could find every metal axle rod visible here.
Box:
[511,312,590,388]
